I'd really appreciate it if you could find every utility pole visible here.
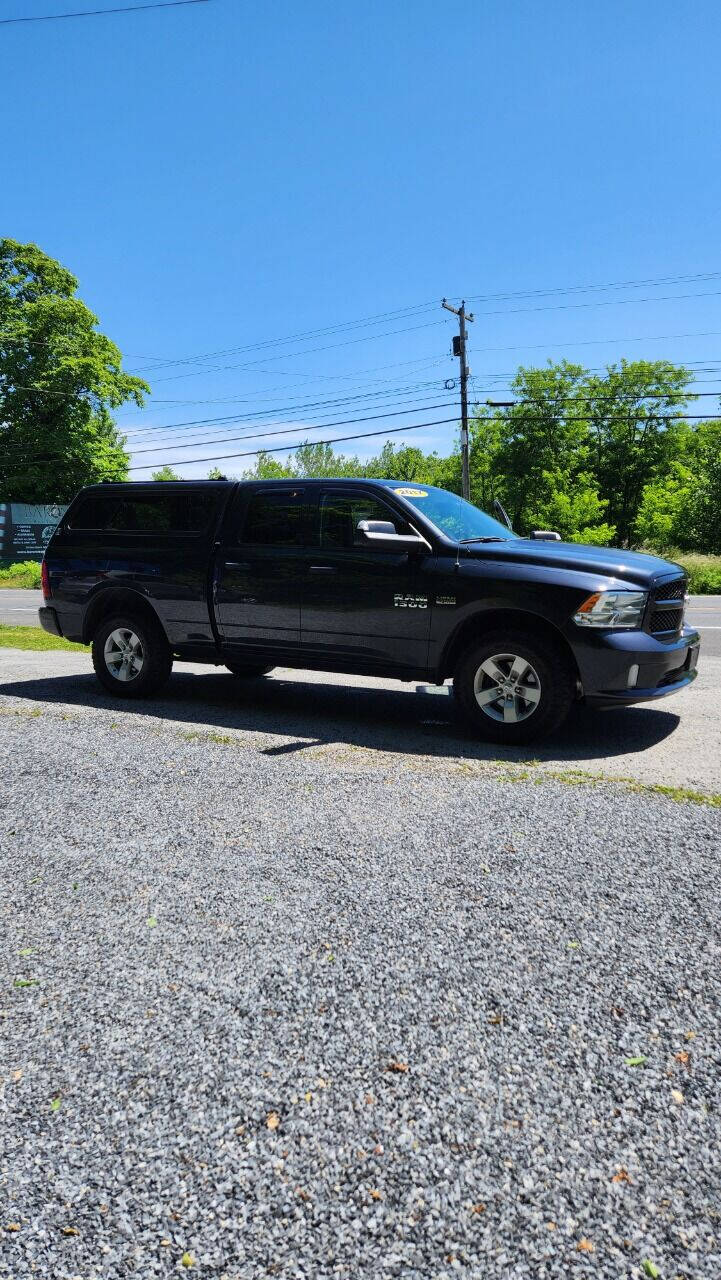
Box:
[441,298,474,500]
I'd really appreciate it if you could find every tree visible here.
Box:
[469,358,698,545]
[684,419,721,554]
[470,362,613,540]
[0,239,148,502]
[151,464,182,481]
[585,360,695,546]
[634,461,694,552]
[292,441,363,478]
[240,450,293,480]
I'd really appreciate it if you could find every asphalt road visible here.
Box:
[1,649,720,1279]
[2,588,721,657]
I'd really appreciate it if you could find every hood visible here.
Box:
[463,539,684,587]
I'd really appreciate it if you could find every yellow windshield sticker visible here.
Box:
[394,487,428,498]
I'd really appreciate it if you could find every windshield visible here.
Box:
[389,484,518,542]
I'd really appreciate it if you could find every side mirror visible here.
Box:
[357,519,429,548]
[529,530,562,541]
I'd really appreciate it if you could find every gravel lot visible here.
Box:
[1,654,720,1280]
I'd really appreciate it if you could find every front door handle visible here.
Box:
[309,565,338,574]
[224,561,250,570]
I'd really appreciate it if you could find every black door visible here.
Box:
[216,486,308,656]
[300,487,433,671]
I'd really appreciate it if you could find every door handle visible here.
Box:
[224,561,250,570]
[309,565,338,574]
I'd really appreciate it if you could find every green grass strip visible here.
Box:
[0,624,89,652]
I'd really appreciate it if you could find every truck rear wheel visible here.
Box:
[454,630,575,743]
[92,613,172,698]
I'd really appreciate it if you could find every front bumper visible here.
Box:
[38,606,63,637]
[570,624,700,707]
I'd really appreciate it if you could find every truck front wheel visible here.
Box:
[92,613,173,698]
[454,630,575,743]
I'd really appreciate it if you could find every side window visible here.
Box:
[68,494,117,530]
[69,493,215,533]
[319,492,408,550]
[241,489,305,546]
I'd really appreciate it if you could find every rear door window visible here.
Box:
[239,489,306,546]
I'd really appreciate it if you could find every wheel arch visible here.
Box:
[437,607,581,686]
[82,587,165,645]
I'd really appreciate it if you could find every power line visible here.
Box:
[120,383,451,438]
[467,288,721,322]
[120,412,721,473]
[115,382,721,446]
[0,414,464,478]
[126,291,721,385]
[462,269,721,306]
[468,329,721,357]
[126,416,464,472]
[124,401,460,456]
[2,266,720,370]
[3,410,720,481]
[126,319,450,382]
[58,383,721,456]
[126,272,721,373]
[0,396,459,465]
[0,1,211,24]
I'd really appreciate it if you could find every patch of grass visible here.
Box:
[181,729,236,746]
[453,759,721,808]
[536,767,721,808]
[0,560,42,589]
[621,780,721,808]
[0,624,89,652]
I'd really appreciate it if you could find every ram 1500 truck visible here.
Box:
[38,478,700,743]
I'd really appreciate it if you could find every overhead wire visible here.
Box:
[3,409,720,481]
[0,1,211,25]
[0,394,460,466]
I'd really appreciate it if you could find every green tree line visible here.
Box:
[227,360,721,554]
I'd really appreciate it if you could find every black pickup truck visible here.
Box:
[39,478,700,742]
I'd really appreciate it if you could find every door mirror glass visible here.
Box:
[359,519,397,537]
[529,529,562,541]
[357,519,428,547]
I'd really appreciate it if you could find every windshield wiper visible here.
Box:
[459,536,510,543]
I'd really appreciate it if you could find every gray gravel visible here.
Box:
[1,694,720,1280]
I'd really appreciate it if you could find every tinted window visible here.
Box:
[391,484,518,541]
[319,492,409,549]
[241,490,305,546]
[69,492,215,533]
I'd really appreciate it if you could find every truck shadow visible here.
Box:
[0,665,682,765]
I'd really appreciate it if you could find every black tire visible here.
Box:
[92,613,172,698]
[225,662,274,678]
[454,629,575,743]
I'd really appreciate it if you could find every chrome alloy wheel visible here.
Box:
[473,652,542,724]
[104,627,145,683]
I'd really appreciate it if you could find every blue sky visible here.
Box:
[2,0,721,477]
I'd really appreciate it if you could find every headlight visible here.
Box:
[573,590,647,628]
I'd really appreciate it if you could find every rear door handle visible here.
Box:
[309,565,338,574]
[224,561,250,570]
